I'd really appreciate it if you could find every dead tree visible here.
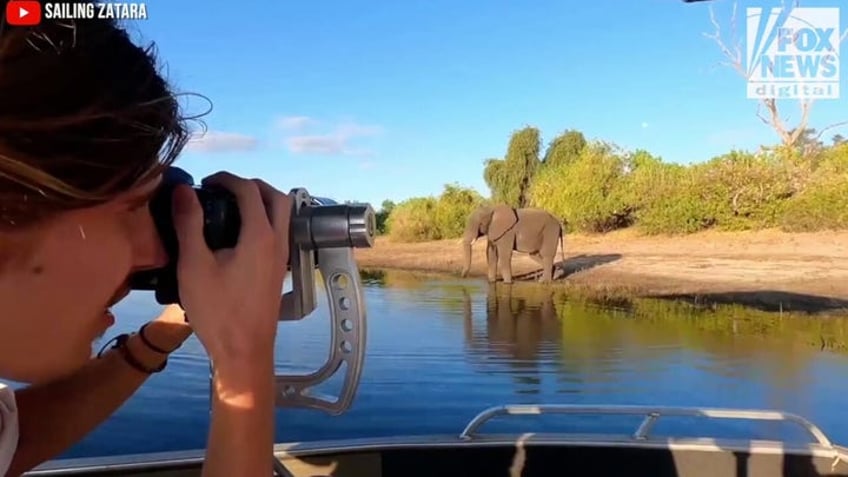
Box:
[703,0,848,152]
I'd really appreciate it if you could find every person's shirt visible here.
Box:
[0,381,18,476]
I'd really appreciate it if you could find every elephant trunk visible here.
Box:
[461,241,473,277]
[460,228,476,277]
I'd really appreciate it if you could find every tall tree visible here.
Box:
[483,126,542,207]
[542,129,587,168]
[483,157,507,203]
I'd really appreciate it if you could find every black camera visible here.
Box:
[129,167,376,306]
[128,167,239,304]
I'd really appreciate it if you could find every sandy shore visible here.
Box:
[353,229,848,314]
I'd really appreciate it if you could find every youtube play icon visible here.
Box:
[5,0,42,26]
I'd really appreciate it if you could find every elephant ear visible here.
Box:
[487,204,518,240]
[467,206,488,233]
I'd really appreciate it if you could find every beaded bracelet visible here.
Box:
[97,333,167,374]
[138,322,180,354]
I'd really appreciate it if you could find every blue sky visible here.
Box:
[128,0,848,209]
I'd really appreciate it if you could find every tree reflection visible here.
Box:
[364,269,848,409]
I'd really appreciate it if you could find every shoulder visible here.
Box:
[0,381,19,476]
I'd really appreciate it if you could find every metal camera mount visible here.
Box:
[275,190,375,415]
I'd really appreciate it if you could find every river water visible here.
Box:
[61,269,848,459]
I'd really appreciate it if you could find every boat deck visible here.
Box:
[26,404,848,477]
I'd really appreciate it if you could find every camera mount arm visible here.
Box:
[277,189,375,415]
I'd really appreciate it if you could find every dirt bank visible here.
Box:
[353,229,848,314]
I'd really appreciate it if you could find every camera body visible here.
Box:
[128,167,240,304]
[130,167,374,304]
[129,166,376,415]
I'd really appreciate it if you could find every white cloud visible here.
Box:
[276,116,318,132]
[186,131,259,153]
[277,116,383,157]
[641,122,649,129]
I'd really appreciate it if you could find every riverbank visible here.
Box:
[354,229,848,315]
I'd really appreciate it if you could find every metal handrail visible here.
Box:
[458,404,835,447]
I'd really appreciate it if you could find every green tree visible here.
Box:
[542,129,586,168]
[482,126,542,208]
[387,124,848,242]
[482,157,507,203]
[375,200,396,235]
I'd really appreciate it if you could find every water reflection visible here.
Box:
[57,268,848,458]
[362,269,848,438]
[441,274,848,441]
[461,284,561,394]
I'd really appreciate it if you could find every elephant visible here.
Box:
[459,204,565,284]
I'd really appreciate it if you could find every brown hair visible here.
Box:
[0,0,197,230]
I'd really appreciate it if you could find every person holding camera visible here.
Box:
[0,3,290,476]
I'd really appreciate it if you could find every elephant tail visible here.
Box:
[559,221,566,263]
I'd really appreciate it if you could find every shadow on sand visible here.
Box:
[648,291,848,315]
[512,253,623,281]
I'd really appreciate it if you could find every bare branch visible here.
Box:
[788,100,812,144]
[704,3,746,77]
[814,121,848,141]
[762,98,793,144]
[730,2,741,63]
[755,104,771,126]
[705,0,847,150]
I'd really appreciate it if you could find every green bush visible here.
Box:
[780,144,848,232]
[636,171,715,235]
[386,185,486,242]
[433,183,487,239]
[781,176,848,232]
[529,141,632,232]
[374,200,396,235]
[380,129,848,241]
[385,197,440,242]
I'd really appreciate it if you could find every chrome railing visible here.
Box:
[27,404,841,475]
[458,404,835,446]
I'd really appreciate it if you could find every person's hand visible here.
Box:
[170,171,292,368]
[154,303,188,325]
[143,304,192,352]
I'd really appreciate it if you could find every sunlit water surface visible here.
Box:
[49,269,848,458]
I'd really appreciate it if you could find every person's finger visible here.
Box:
[171,184,213,265]
[252,179,292,236]
[201,171,272,242]
[155,304,186,323]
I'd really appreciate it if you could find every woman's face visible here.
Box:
[0,176,169,384]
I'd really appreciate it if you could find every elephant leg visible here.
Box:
[530,252,545,280]
[540,252,555,284]
[486,242,498,283]
[539,222,561,284]
[529,253,546,282]
[496,240,514,284]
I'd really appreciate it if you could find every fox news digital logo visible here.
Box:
[746,7,840,100]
